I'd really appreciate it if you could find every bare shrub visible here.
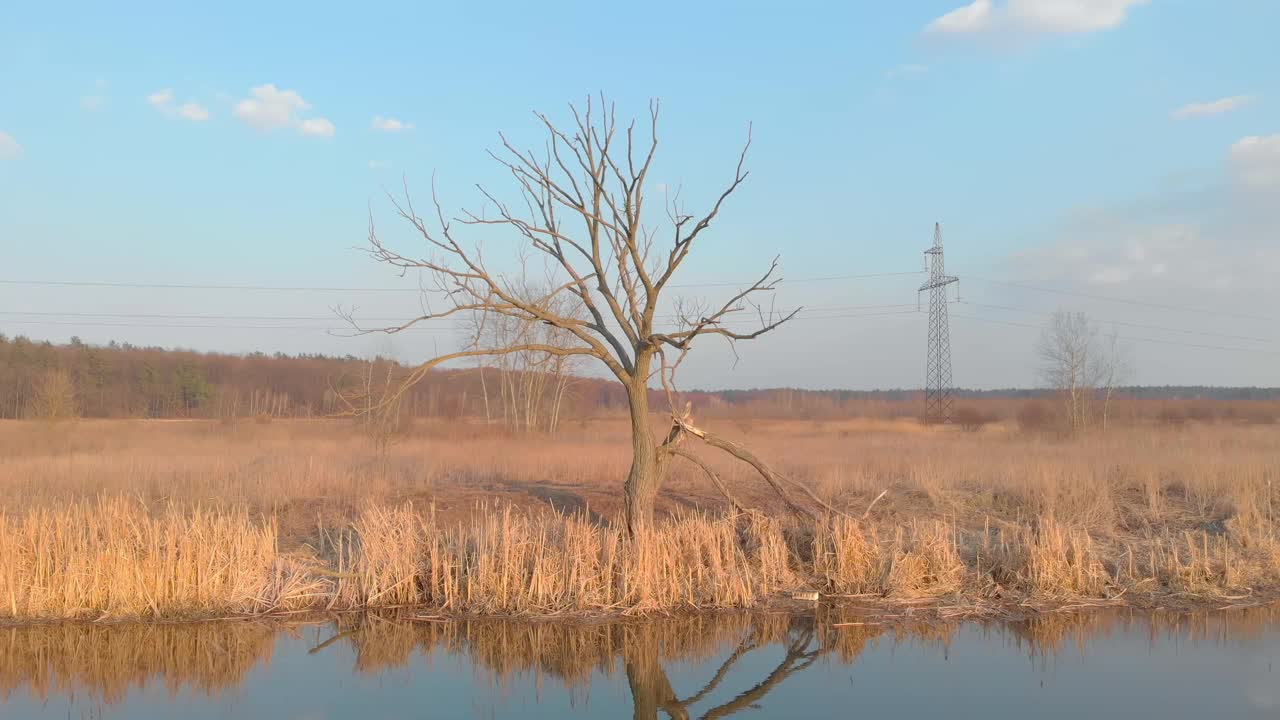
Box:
[334,358,410,456]
[1184,402,1217,424]
[1016,401,1053,432]
[26,369,79,422]
[1157,407,1187,427]
[953,406,993,433]
[1238,404,1278,425]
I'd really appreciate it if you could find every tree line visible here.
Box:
[0,334,633,422]
[3,331,1274,426]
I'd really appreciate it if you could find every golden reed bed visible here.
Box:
[0,418,1277,621]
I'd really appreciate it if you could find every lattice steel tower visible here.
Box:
[920,223,959,425]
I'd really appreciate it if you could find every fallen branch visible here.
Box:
[675,416,853,521]
[862,489,889,519]
[667,447,746,513]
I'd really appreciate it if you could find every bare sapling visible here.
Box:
[1093,325,1132,431]
[461,278,583,434]
[333,357,407,459]
[26,368,79,422]
[1037,311,1133,433]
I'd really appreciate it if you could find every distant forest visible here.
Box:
[1,334,1277,421]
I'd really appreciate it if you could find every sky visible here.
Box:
[1,0,1277,390]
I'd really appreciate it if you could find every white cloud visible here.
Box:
[1172,95,1256,120]
[1230,134,1280,190]
[0,131,20,160]
[1010,133,1280,333]
[177,102,210,121]
[925,0,1146,37]
[234,84,310,131]
[1009,0,1148,33]
[1028,222,1204,287]
[234,84,334,138]
[299,117,336,138]
[994,134,1279,387]
[886,63,929,79]
[147,88,175,109]
[926,0,994,34]
[368,159,389,169]
[148,89,209,122]
[371,115,413,132]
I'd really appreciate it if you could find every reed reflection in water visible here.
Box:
[2,608,1278,719]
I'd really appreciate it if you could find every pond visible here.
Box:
[2,609,1277,718]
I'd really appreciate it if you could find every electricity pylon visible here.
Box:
[920,223,959,425]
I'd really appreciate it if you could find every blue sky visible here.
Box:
[1,0,1277,389]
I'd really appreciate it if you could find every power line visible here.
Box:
[729,309,920,323]
[969,276,1274,323]
[0,309,923,332]
[0,311,404,322]
[0,302,923,324]
[0,279,419,293]
[668,270,924,288]
[4,271,1267,323]
[951,313,1280,357]
[0,319,451,332]
[0,270,925,293]
[958,301,1275,344]
[10,267,1272,358]
[12,306,1277,358]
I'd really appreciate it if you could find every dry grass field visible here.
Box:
[0,417,1277,620]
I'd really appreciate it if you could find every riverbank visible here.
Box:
[2,498,1277,623]
[2,418,1277,623]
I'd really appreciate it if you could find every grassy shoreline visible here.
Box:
[2,498,1277,624]
[2,419,1277,623]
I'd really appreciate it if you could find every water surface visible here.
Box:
[2,609,1277,718]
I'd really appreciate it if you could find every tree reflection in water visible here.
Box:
[623,617,828,720]
[1,607,1276,715]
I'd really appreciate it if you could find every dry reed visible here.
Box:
[0,418,1277,620]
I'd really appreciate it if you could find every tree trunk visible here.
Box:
[622,369,663,535]
[624,634,686,720]
[549,370,568,434]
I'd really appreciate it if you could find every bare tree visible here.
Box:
[356,97,799,532]
[623,619,827,719]
[333,356,407,457]
[1037,311,1100,432]
[1093,325,1132,431]
[1036,310,1131,433]
[26,368,78,422]
[463,278,583,433]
